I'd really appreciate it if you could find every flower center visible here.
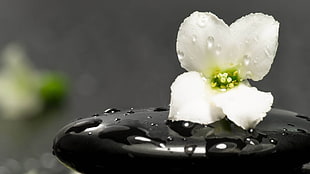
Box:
[210,69,241,91]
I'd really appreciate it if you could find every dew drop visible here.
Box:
[207,36,214,48]
[243,55,250,66]
[245,71,252,78]
[150,123,158,127]
[287,123,295,127]
[297,128,307,134]
[92,113,99,117]
[177,50,185,60]
[167,136,174,141]
[88,132,92,135]
[184,145,197,156]
[269,138,277,144]
[282,128,288,135]
[215,44,222,55]
[192,35,197,43]
[245,137,259,145]
[216,143,227,149]
[154,107,168,112]
[65,119,102,134]
[182,122,190,128]
[104,108,120,114]
[197,14,207,27]
[127,110,135,114]
[248,128,255,134]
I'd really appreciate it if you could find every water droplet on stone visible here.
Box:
[282,128,288,136]
[243,55,250,66]
[104,108,120,114]
[296,115,310,121]
[216,143,227,149]
[167,136,174,141]
[154,107,168,112]
[92,113,99,117]
[207,36,214,48]
[269,138,277,144]
[245,137,259,145]
[127,110,135,114]
[287,123,295,127]
[182,122,191,128]
[248,128,255,134]
[297,128,307,134]
[65,119,102,134]
[150,123,158,127]
[184,145,197,156]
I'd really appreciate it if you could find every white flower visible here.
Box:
[168,12,279,130]
[0,44,42,119]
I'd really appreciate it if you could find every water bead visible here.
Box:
[215,44,222,55]
[192,35,197,43]
[215,143,227,149]
[197,13,207,27]
[207,36,214,48]
[177,50,185,60]
[243,55,250,66]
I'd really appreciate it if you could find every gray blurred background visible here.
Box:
[0,0,310,173]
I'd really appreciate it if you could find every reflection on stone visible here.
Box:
[53,107,310,173]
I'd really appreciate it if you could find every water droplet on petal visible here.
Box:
[192,35,197,43]
[177,50,185,60]
[245,71,252,78]
[197,14,207,27]
[207,36,214,48]
[215,44,221,55]
[264,48,273,58]
[243,55,250,66]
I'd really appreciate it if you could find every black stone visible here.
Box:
[53,108,310,174]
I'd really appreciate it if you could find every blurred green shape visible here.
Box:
[40,72,69,107]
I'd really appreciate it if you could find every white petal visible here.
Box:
[176,11,239,77]
[212,83,273,129]
[230,13,279,81]
[168,71,225,124]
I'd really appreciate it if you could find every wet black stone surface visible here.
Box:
[53,108,310,174]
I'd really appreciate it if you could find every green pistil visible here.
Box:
[211,69,241,91]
